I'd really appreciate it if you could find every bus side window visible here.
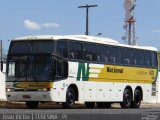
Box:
[123,59,129,65]
[69,42,82,60]
[151,52,158,68]
[110,57,115,63]
[109,47,121,64]
[133,50,145,67]
[144,51,152,67]
[122,48,133,65]
[83,43,97,62]
[97,45,109,63]
[56,40,68,58]
[8,62,15,76]
[54,58,68,80]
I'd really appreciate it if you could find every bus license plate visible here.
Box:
[23,95,31,99]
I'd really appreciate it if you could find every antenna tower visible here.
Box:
[122,0,137,45]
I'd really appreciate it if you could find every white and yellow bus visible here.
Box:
[6,35,159,109]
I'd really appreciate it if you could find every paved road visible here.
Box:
[0,103,160,120]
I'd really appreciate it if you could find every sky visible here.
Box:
[0,0,160,52]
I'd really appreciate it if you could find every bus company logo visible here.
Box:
[107,67,124,74]
[77,63,89,81]
[76,63,104,81]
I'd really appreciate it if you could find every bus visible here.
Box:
[6,35,159,109]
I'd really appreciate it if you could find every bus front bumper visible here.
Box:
[6,91,53,102]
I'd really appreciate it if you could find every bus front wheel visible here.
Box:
[120,89,132,108]
[26,101,39,109]
[62,88,75,109]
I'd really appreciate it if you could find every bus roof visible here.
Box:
[13,35,158,51]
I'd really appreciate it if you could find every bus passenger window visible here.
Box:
[133,50,145,66]
[69,52,74,59]
[123,59,129,65]
[69,42,82,60]
[8,62,15,76]
[109,47,121,64]
[151,52,158,68]
[110,57,115,63]
[122,48,133,65]
[97,45,109,63]
[144,51,152,67]
[84,43,97,61]
[56,41,68,58]
[53,58,68,79]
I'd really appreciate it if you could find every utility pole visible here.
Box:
[0,40,3,72]
[78,4,98,35]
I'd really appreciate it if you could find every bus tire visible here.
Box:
[131,89,142,108]
[120,89,132,108]
[96,102,111,108]
[85,102,95,108]
[26,101,39,109]
[62,88,75,109]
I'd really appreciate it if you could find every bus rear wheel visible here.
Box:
[85,102,95,108]
[26,101,39,109]
[120,89,132,108]
[131,89,142,108]
[62,88,75,109]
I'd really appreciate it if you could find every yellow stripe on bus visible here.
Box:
[88,64,157,84]
[15,82,53,89]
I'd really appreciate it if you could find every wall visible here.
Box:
[0,71,6,101]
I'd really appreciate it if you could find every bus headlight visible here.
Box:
[6,88,13,92]
[38,88,51,91]
[6,88,11,92]
[43,88,47,91]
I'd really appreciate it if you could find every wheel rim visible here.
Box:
[68,91,74,105]
[135,91,141,104]
[124,91,131,106]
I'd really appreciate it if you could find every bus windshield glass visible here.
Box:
[9,40,55,54]
[7,55,53,82]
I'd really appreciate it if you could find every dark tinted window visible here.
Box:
[84,43,97,61]
[133,50,145,66]
[122,48,133,65]
[69,42,82,60]
[97,45,109,62]
[151,52,158,68]
[56,41,68,58]
[53,58,68,79]
[144,51,152,67]
[109,47,121,64]
[10,41,55,54]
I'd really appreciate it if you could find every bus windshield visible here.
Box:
[9,40,55,54]
[7,55,53,82]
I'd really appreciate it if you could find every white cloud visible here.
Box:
[24,19,41,30]
[24,19,60,30]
